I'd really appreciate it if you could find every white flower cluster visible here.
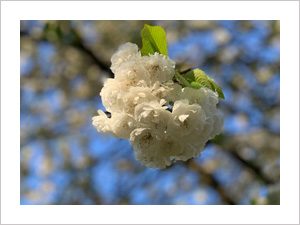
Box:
[92,43,223,168]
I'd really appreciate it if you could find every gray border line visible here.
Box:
[1,0,300,225]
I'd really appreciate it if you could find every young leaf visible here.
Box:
[141,24,168,56]
[185,69,214,90]
[183,69,225,99]
[207,77,225,99]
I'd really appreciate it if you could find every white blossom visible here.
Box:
[113,60,151,86]
[100,79,155,113]
[130,128,181,168]
[92,110,135,139]
[170,100,206,137]
[134,100,171,137]
[151,81,182,102]
[100,78,127,112]
[121,86,158,114]
[92,110,113,134]
[93,42,223,169]
[180,87,219,113]
[142,53,176,84]
[111,42,140,73]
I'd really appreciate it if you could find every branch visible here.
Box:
[21,25,113,78]
[211,134,277,185]
[187,159,237,205]
[226,150,275,185]
[70,34,113,77]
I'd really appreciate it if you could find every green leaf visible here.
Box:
[175,71,191,87]
[208,78,225,99]
[141,24,168,56]
[183,69,225,99]
[190,81,202,89]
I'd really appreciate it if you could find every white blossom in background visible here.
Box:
[92,42,223,169]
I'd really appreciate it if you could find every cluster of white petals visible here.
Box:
[93,43,223,168]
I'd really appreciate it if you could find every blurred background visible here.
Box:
[20,20,280,205]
